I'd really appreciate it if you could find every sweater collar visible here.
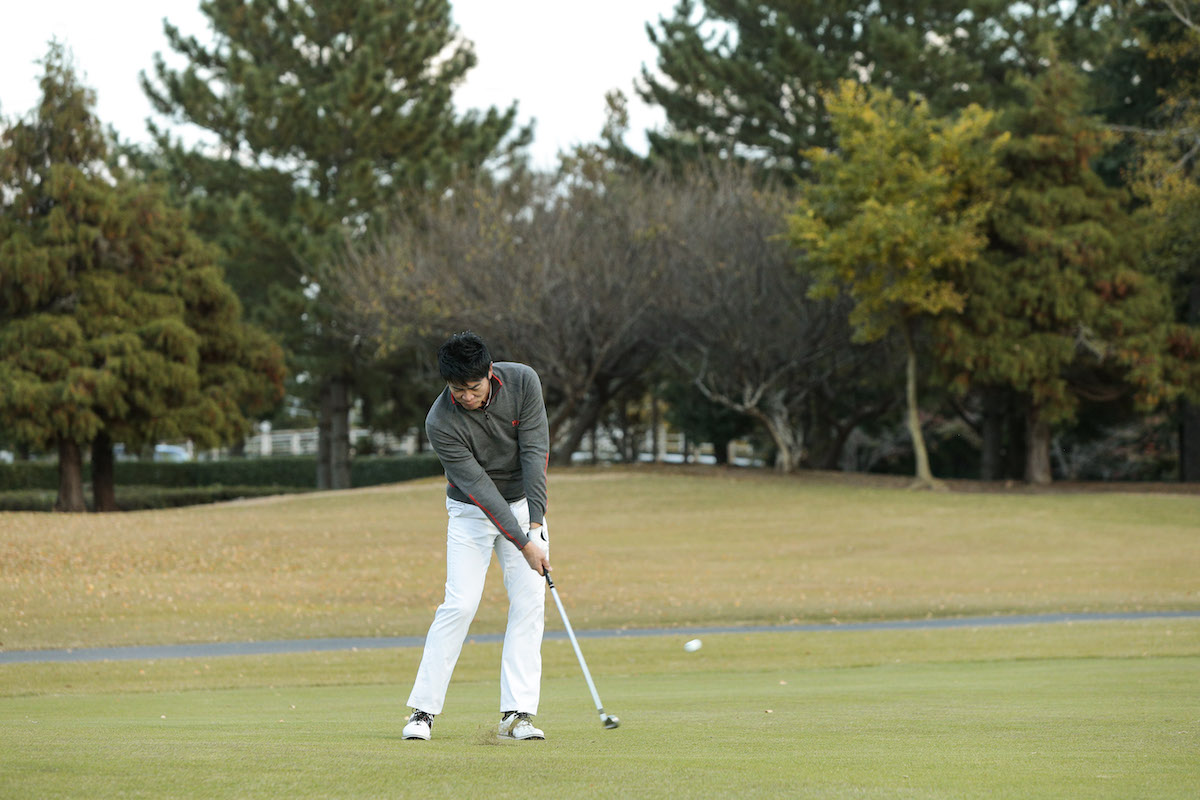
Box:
[448,368,503,409]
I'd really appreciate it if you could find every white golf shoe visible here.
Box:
[498,711,545,740]
[402,710,433,740]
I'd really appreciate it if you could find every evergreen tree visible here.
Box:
[87,180,287,511]
[638,0,1117,175]
[787,81,1005,486]
[1126,0,1200,480]
[0,44,285,511]
[140,0,530,489]
[1,44,137,510]
[1088,1,1190,183]
[938,60,1188,484]
[121,138,299,333]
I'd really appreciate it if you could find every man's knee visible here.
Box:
[506,585,545,619]
[437,591,482,622]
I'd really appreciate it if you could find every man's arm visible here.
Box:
[516,369,551,576]
[517,368,550,527]
[428,423,531,550]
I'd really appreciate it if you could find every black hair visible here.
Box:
[437,331,492,384]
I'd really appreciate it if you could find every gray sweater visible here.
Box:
[425,361,549,550]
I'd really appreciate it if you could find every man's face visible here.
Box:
[448,366,492,410]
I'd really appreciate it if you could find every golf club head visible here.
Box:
[602,714,620,729]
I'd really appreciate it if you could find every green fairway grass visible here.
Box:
[2,468,1198,798]
[2,623,1197,799]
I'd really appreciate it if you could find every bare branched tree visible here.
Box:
[337,163,894,472]
[657,164,859,472]
[336,169,675,462]
[478,170,676,461]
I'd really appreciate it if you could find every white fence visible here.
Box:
[233,424,760,465]
[240,426,420,458]
[573,427,761,466]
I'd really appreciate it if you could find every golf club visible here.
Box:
[544,572,620,729]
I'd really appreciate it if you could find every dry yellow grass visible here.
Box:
[2,466,1197,651]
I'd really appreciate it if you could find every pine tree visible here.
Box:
[937,59,1187,484]
[0,44,285,511]
[86,180,287,510]
[1,43,135,510]
[140,0,530,489]
[638,0,1120,176]
[1125,1,1200,481]
[787,81,1005,486]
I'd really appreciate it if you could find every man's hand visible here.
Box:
[521,541,550,576]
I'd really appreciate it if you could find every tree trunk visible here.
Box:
[54,439,87,513]
[317,386,332,490]
[712,433,732,465]
[91,432,118,512]
[901,322,935,486]
[1181,282,1200,482]
[695,381,803,472]
[650,391,661,464]
[1005,401,1027,481]
[980,387,1005,481]
[621,401,634,462]
[1024,405,1053,485]
[814,425,850,471]
[317,378,352,490]
[555,413,595,467]
[329,377,352,489]
[552,393,605,467]
[748,402,802,473]
[804,393,831,470]
[809,391,896,471]
[1182,400,1200,483]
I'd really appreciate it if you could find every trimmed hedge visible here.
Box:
[351,454,444,487]
[0,462,58,491]
[0,490,60,511]
[115,458,319,488]
[0,486,309,512]
[0,454,444,492]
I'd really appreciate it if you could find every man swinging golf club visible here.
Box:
[403,331,552,742]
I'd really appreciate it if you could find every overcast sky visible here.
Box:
[0,0,679,170]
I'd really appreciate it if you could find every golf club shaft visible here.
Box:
[545,573,606,716]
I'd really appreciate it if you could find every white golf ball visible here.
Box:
[684,638,702,652]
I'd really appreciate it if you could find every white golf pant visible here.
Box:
[406,496,547,715]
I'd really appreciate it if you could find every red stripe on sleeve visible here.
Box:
[466,492,522,548]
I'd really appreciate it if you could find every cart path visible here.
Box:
[3,611,1198,664]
